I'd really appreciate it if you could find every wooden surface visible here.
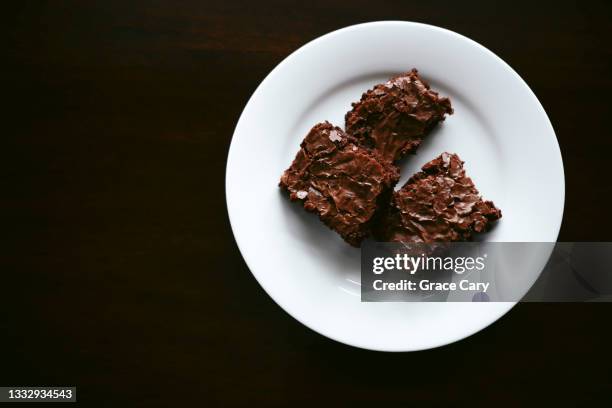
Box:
[3,1,612,405]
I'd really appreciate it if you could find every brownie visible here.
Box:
[345,69,453,163]
[374,152,501,242]
[280,122,399,246]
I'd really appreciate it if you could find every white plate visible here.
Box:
[226,21,564,351]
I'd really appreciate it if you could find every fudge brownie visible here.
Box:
[374,152,501,242]
[345,69,453,163]
[280,122,399,246]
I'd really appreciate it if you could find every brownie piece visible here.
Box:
[280,122,399,246]
[374,152,501,242]
[345,69,453,163]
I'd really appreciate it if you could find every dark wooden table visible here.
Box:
[3,1,612,406]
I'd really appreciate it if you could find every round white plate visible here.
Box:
[226,21,564,351]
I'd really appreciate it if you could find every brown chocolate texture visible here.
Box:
[374,153,501,242]
[345,69,453,163]
[279,122,399,246]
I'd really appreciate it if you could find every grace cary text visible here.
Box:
[372,279,490,292]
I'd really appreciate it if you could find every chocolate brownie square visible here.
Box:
[345,69,453,163]
[280,121,399,246]
[374,152,501,242]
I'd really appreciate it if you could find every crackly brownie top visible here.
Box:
[375,152,501,242]
[280,122,399,246]
[345,69,453,163]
